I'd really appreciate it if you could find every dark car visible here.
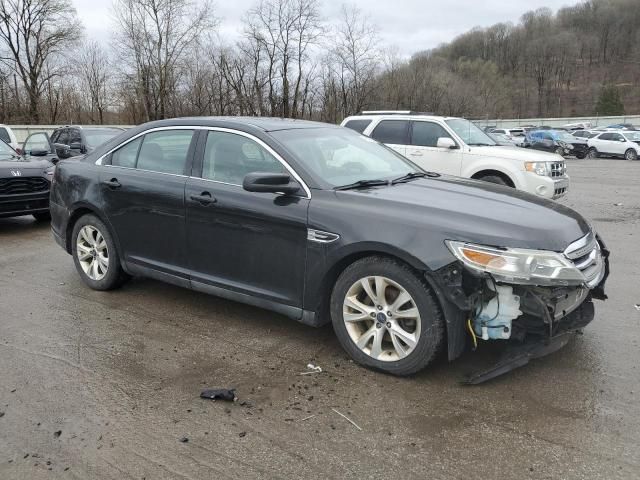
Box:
[0,138,56,220]
[49,117,609,381]
[50,126,125,159]
[526,129,589,158]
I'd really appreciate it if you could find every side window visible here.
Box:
[599,133,612,141]
[343,119,372,134]
[411,121,452,147]
[56,129,70,145]
[136,130,194,175]
[69,129,82,145]
[493,129,505,134]
[111,137,142,168]
[542,133,553,141]
[24,133,51,153]
[50,130,60,144]
[612,133,624,141]
[370,120,410,145]
[203,131,285,185]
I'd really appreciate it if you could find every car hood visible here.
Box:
[466,145,563,162]
[337,176,590,253]
[0,157,53,174]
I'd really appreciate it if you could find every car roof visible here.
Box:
[344,114,458,122]
[164,116,334,132]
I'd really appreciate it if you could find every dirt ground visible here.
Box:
[0,158,639,479]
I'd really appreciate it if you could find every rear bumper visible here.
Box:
[0,191,50,218]
[50,200,69,252]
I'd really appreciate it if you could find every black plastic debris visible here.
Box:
[179,437,189,443]
[0,411,4,418]
[200,388,237,402]
[53,430,62,438]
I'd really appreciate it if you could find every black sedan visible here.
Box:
[527,129,589,158]
[0,138,56,220]
[49,117,608,380]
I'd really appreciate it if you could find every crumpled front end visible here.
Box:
[430,231,609,383]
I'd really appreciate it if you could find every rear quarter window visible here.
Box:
[370,120,410,145]
[343,119,372,134]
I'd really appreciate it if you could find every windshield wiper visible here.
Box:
[391,171,439,185]
[334,179,389,191]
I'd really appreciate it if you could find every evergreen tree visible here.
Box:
[595,85,625,116]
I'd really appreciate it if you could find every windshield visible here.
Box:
[624,132,640,141]
[556,132,577,141]
[84,129,123,148]
[270,128,418,188]
[0,139,17,158]
[445,119,497,146]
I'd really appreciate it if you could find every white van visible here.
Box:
[341,112,569,199]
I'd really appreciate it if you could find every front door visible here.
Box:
[99,128,196,277]
[404,120,462,175]
[185,129,309,308]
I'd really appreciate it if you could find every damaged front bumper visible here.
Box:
[429,233,610,383]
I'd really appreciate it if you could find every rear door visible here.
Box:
[405,120,462,175]
[369,120,409,157]
[100,128,196,278]
[185,129,309,308]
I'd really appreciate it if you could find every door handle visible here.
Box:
[409,152,423,156]
[103,178,121,189]
[190,191,217,205]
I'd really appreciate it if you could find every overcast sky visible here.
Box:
[74,0,580,56]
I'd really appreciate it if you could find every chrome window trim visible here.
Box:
[95,125,312,199]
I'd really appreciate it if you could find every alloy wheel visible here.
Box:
[342,276,421,362]
[76,225,109,281]
[625,150,637,161]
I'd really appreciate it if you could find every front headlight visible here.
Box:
[445,240,585,286]
[44,166,55,181]
[524,161,549,176]
[558,141,570,149]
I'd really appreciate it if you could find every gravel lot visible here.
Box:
[0,158,639,479]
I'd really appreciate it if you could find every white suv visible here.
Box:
[341,112,569,199]
[587,130,640,160]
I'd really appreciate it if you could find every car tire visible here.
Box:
[330,256,444,376]
[576,153,586,159]
[477,174,511,187]
[71,214,130,291]
[32,211,51,222]
[587,148,599,159]
[625,149,638,161]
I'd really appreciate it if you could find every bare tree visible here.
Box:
[244,0,322,118]
[79,42,111,124]
[328,4,379,118]
[112,0,216,121]
[0,0,82,122]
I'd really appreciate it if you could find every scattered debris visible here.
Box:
[299,363,322,375]
[238,432,246,438]
[634,304,640,311]
[614,203,623,206]
[179,437,189,443]
[331,408,362,431]
[53,430,62,438]
[200,388,237,402]
[300,414,316,422]
[0,412,4,418]
[58,282,65,286]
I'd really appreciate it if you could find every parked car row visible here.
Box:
[0,126,124,220]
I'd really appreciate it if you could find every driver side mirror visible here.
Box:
[436,137,458,149]
[243,172,300,195]
[27,148,50,157]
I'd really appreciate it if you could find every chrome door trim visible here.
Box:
[95,125,312,199]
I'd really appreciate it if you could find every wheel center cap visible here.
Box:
[376,312,387,323]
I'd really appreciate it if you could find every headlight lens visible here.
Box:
[446,240,585,285]
[524,161,549,176]
[44,166,55,181]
